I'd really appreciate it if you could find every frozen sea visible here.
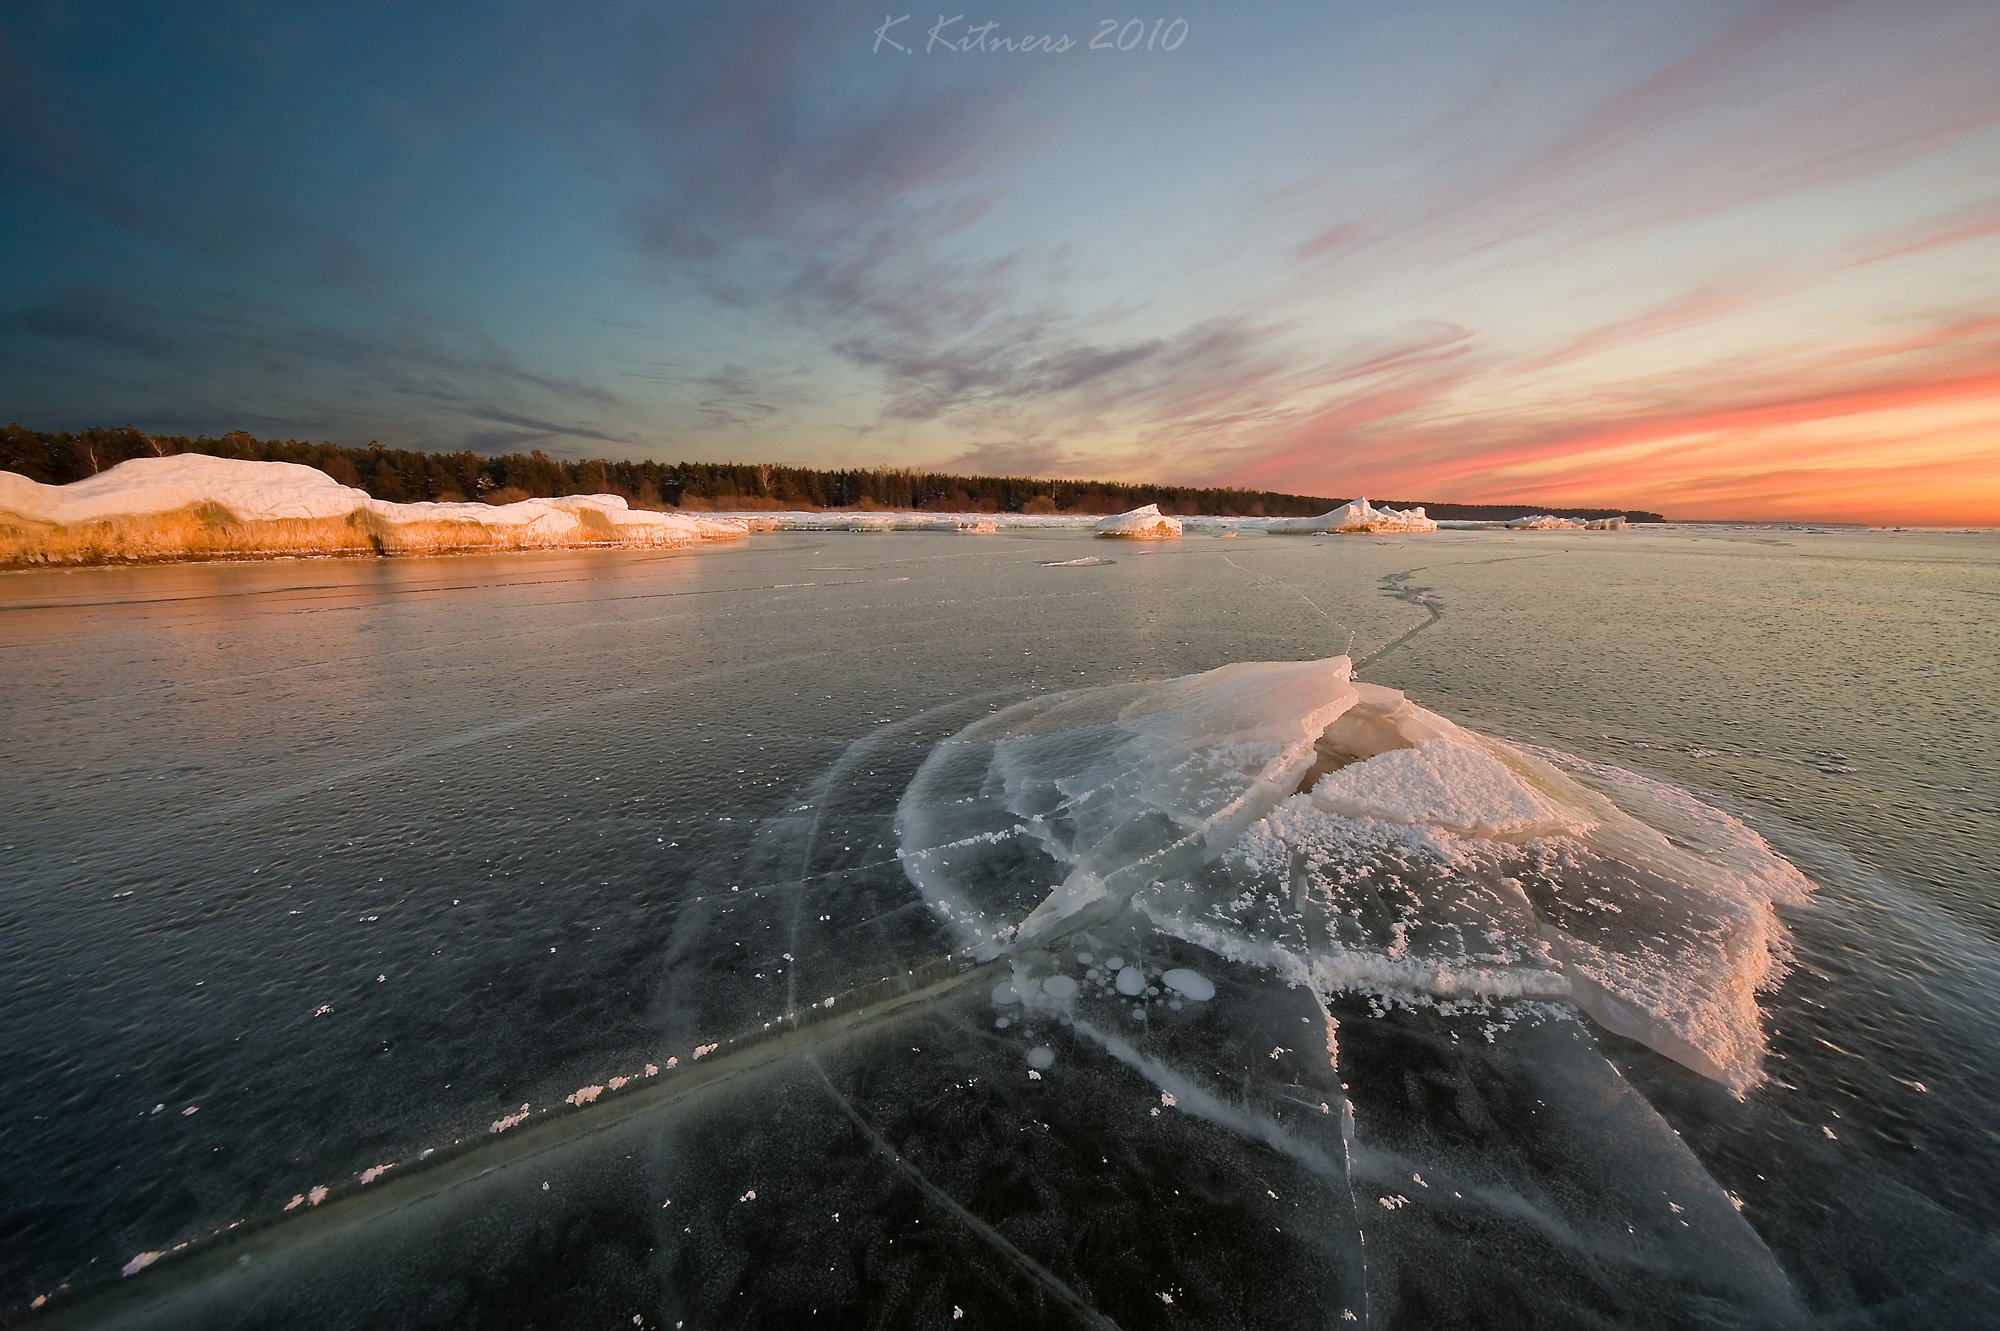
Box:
[2,525,1996,1328]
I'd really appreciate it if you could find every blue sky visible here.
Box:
[3,0,1998,520]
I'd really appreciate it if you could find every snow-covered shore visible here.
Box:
[0,455,748,565]
[1,458,1629,566]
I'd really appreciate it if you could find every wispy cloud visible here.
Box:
[1212,309,2000,514]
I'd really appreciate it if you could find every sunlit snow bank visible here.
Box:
[897,657,1812,1093]
[0,455,747,564]
[1093,503,1184,539]
[715,504,1627,536]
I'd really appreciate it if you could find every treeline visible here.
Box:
[0,426,689,509]
[0,425,1664,522]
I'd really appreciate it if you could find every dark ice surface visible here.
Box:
[3,526,1996,1327]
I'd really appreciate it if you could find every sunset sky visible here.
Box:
[3,0,1997,522]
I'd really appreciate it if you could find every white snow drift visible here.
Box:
[0,454,747,560]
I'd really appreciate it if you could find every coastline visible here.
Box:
[0,506,748,570]
[1,455,1648,569]
[0,510,1643,569]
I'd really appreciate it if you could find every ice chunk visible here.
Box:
[897,656,1360,950]
[898,656,1812,1092]
[1093,504,1183,539]
[1264,499,1437,534]
[121,1251,166,1278]
[1507,513,1580,529]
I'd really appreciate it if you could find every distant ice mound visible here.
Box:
[897,657,1812,1092]
[1504,513,1627,530]
[1265,499,1438,533]
[1,454,746,563]
[1093,503,1183,539]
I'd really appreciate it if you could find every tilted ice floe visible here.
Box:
[0,454,747,561]
[1092,503,1184,539]
[897,656,1812,1093]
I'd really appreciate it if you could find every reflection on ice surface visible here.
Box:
[898,655,1812,1093]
